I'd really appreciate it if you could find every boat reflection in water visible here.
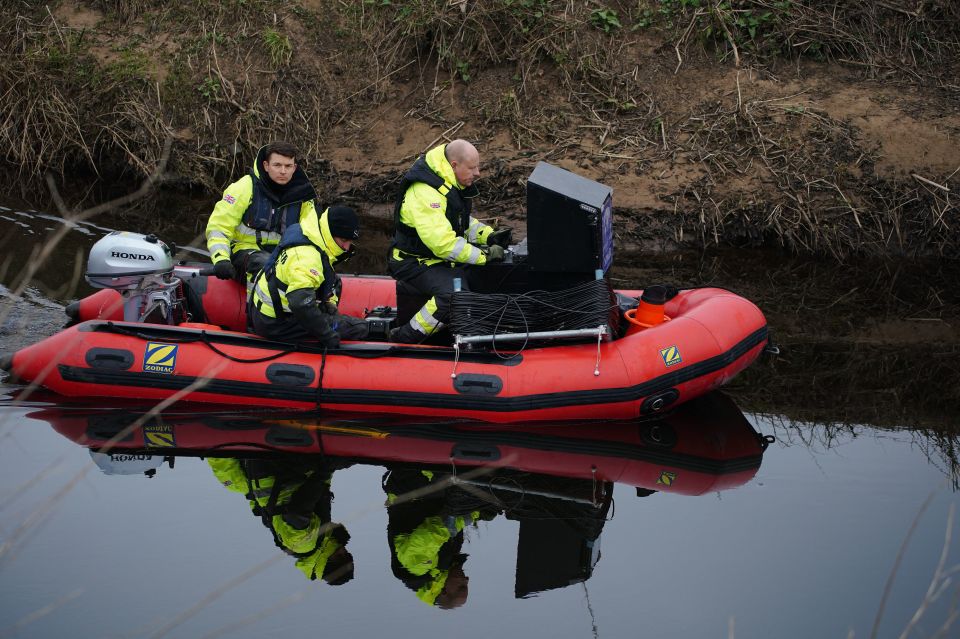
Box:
[29,391,772,603]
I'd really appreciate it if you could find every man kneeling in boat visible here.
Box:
[206,141,319,283]
[387,139,512,344]
[250,205,369,348]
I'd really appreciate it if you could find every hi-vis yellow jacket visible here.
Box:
[251,207,347,319]
[207,458,344,581]
[391,144,494,267]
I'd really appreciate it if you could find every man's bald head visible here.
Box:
[445,139,480,187]
[435,563,469,609]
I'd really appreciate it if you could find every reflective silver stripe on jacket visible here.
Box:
[444,237,468,261]
[237,222,281,245]
[206,230,231,255]
[462,244,483,265]
[466,220,484,243]
[412,307,441,333]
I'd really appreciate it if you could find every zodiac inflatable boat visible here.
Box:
[30,391,769,496]
[1,232,770,423]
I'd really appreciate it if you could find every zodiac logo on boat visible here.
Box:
[659,345,682,367]
[143,342,178,374]
[143,423,176,448]
[656,471,677,486]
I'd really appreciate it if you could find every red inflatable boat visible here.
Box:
[1,228,770,422]
[3,273,768,422]
[30,391,769,496]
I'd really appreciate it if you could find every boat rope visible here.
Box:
[759,433,775,451]
[198,333,297,363]
[450,341,461,379]
[589,467,614,516]
[315,348,327,410]
[104,322,297,363]
[594,329,602,376]
[104,322,417,364]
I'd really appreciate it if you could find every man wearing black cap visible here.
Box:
[249,205,369,347]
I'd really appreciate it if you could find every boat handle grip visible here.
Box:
[272,369,311,382]
[275,369,308,378]
[451,443,501,461]
[96,353,127,363]
[265,363,316,386]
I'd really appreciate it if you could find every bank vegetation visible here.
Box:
[2,0,958,259]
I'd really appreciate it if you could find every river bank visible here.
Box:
[3,1,958,259]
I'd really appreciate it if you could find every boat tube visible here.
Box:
[2,232,770,422]
[30,390,770,496]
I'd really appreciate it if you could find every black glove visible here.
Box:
[321,300,338,315]
[289,289,341,348]
[487,227,512,248]
[486,245,505,263]
[213,260,237,281]
[319,332,340,349]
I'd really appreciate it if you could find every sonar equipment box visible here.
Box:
[525,161,614,274]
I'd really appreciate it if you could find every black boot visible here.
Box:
[389,324,424,344]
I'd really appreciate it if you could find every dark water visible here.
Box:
[1,199,958,638]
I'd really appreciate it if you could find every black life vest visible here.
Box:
[262,223,336,318]
[241,179,304,237]
[241,150,317,247]
[391,155,478,259]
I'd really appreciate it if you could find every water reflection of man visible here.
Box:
[383,468,497,608]
[209,456,354,585]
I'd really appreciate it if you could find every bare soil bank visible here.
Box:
[4,1,958,258]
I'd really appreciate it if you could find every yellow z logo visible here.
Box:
[659,346,682,367]
[143,342,178,373]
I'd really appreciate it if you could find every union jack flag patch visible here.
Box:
[429,202,441,208]
[223,194,236,204]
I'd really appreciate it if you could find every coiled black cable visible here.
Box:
[449,279,620,340]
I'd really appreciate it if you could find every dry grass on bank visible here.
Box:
[1,1,958,259]
[0,9,171,180]
[659,92,958,259]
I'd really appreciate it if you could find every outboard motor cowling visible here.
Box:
[85,232,185,324]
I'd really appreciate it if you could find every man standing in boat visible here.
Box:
[249,205,368,348]
[206,141,319,282]
[387,139,512,344]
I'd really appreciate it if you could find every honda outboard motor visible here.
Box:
[85,231,186,324]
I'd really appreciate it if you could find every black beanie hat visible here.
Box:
[326,206,360,240]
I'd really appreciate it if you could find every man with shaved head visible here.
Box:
[387,139,512,343]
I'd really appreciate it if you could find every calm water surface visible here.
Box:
[1,200,958,638]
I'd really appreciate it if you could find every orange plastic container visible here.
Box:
[624,286,670,334]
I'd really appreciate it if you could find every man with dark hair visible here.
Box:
[387,139,512,343]
[206,141,319,282]
[250,205,368,348]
